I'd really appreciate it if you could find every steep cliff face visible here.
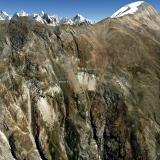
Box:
[0,3,160,160]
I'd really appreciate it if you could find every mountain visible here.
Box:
[3,10,92,26]
[0,1,160,160]
[111,1,158,18]
[111,1,144,18]
[72,14,92,25]
[32,14,45,24]
[40,12,60,26]
[14,10,29,17]
[37,13,92,26]
[59,14,92,25]
[60,17,74,25]
[0,10,11,20]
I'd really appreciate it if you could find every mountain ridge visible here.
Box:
[0,1,160,160]
[0,10,93,26]
[111,1,158,18]
[0,1,159,26]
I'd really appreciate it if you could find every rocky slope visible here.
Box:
[0,1,160,160]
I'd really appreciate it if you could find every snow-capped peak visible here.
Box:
[0,9,93,26]
[111,1,144,18]
[32,13,91,26]
[73,14,86,22]
[42,13,60,26]
[33,14,44,24]
[73,14,92,25]
[15,10,29,17]
[60,17,74,25]
[0,10,11,20]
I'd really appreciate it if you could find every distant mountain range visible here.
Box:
[0,1,158,26]
[0,10,93,26]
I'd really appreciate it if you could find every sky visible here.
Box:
[0,0,160,21]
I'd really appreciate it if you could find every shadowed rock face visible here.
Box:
[0,3,160,160]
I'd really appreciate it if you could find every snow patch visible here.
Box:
[37,98,56,124]
[77,72,96,91]
[46,85,61,97]
[0,131,9,147]
[112,76,131,96]
[111,1,144,18]
[0,131,15,160]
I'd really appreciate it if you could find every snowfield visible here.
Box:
[111,1,144,18]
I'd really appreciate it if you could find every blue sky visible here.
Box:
[0,0,160,21]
